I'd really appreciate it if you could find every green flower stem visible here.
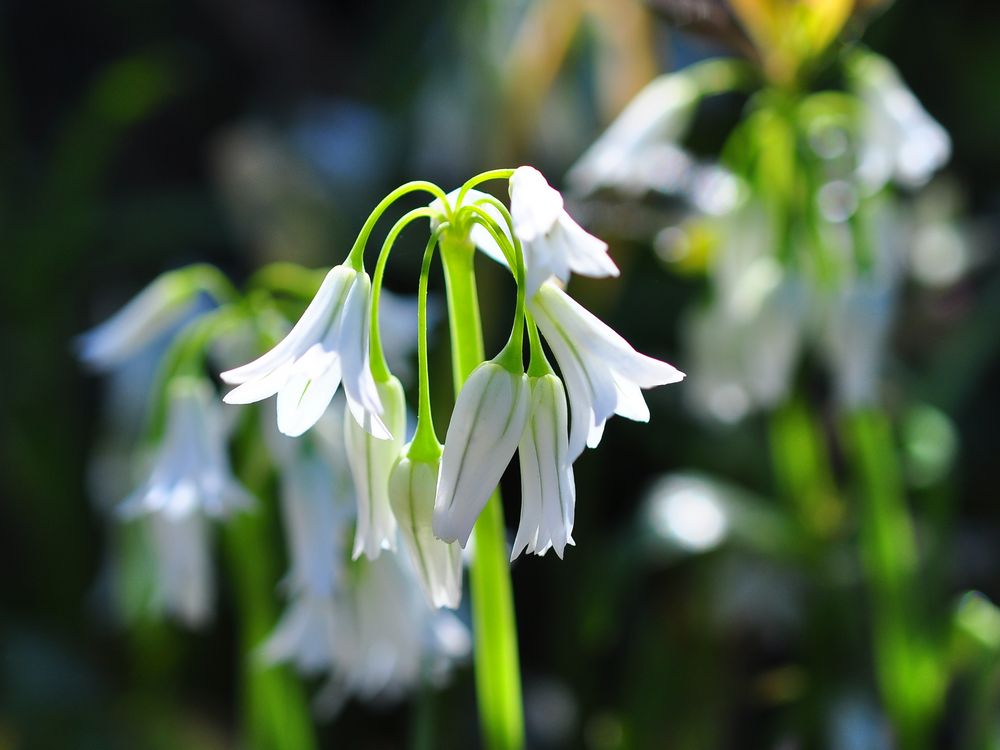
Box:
[842,409,943,750]
[456,168,515,209]
[439,233,524,750]
[408,227,447,463]
[226,412,317,750]
[345,181,449,271]
[369,206,437,382]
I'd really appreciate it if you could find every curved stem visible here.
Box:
[369,206,437,382]
[439,233,524,750]
[456,168,516,211]
[408,226,447,463]
[345,181,449,270]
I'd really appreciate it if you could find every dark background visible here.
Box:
[3,1,1000,747]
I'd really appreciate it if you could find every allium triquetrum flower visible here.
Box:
[433,360,531,548]
[508,166,619,295]
[512,372,576,560]
[121,376,252,519]
[220,264,388,439]
[344,375,407,560]
[389,449,463,608]
[530,281,685,460]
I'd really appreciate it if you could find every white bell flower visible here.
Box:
[146,510,214,627]
[512,373,576,560]
[260,595,338,676]
[566,73,699,196]
[529,282,684,460]
[433,361,531,547]
[852,52,950,191]
[389,451,463,608]
[509,166,619,296]
[276,449,350,596]
[121,377,252,519]
[78,271,203,370]
[322,553,471,705]
[344,376,407,560]
[220,264,389,439]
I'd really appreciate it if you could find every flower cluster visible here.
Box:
[79,164,683,709]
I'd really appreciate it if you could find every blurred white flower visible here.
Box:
[512,374,576,560]
[684,284,804,423]
[121,377,252,519]
[852,52,950,192]
[389,452,463,608]
[221,264,389,439]
[433,361,531,548]
[146,511,215,627]
[260,595,338,676]
[276,448,350,596]
[529,282,684,460]
[567,73,699,196]
[317,553,471,712]
[77,271,203,370]
[344,376,406,560]
[509,166,619,295]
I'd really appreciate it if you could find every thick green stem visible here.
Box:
[842,409,942,750]
[439,234,525,750]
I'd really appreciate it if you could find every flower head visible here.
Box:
[389,451,463,608]
[513,373,576,560]
[344,375,407,560]
[433,361,531,547]
[122,377,252,519]
[509,166,619,295]
[221,264,388,439]
[530,281,684,460]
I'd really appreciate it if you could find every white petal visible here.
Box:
[345,376,406,560]
[338,272,388,438]
[510,166,563,242]
[433,363,530,547]
[220,265,354,385]
[276,359,343,438]
[78,273,197,370]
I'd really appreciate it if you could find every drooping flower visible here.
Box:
[121,377,252,519]
[275,448,350,596]
[389,451,463,608]
[344,375,407,560]
[260,595,338,676]
[433,360,531,547]
[146,510,215,627]
[512,373,576,560]
[529,281,685,460]
[566,72,699,196]
[851,51,950,192]
[77,270,205,370]
[320,553,471,707]
[220,264,388,439]
[508,166,619,295]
